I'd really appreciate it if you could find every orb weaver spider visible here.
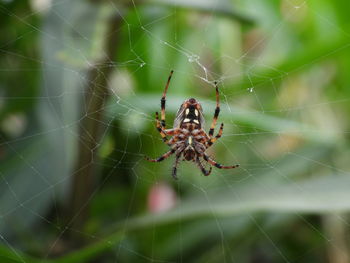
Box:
[145,70,239,179]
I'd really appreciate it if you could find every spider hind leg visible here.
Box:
[203,154,239,169]
[196,157,212,176]
[172,155,181,180]
[145,149,175,162]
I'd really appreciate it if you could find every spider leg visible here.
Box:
[196,157,212,176]
[155,112,178,145]
[168,135,180,145]
[160,70,174,128]
[208,123,224,147]
[203,153,239,169]
[172,155,181,180]
[208,82,220,137]
[145,149,175,162]
[155,112,170,143]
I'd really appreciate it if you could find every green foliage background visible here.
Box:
[1,0,350,262]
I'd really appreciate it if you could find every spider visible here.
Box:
[145,70,239,179]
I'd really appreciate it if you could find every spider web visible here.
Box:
[1,0,350,262]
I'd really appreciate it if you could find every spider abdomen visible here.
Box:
[184,148,196,161]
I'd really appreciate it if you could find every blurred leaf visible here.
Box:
[55,3,114,69]
[0,0,112,241]
[238,36,350,89]
[129,174,350,228]
[2,0,350,261]
[24,172,348,263]
[105,94,343,144]
[0,245,39,263]
[147,0,254,24]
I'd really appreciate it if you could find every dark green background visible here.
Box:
[1,0,350,262]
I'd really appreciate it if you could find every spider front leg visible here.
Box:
[203,153,239,169]
[160,70,174,128]
[155,111,169,143]
[208,82,220,137]
[207,123,224,147]
[155,112,178,144]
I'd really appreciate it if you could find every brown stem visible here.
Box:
[66,13,121,239]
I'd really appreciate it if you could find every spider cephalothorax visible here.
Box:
[145,70,239,179]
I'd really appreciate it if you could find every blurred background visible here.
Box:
[1,0,350,262]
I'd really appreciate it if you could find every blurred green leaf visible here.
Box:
[35,172,350,263]
[238,36,350,89]
[2,0,350,261]
[0,245,40,263]
[147,0,254,24]
[106,94,343,144]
